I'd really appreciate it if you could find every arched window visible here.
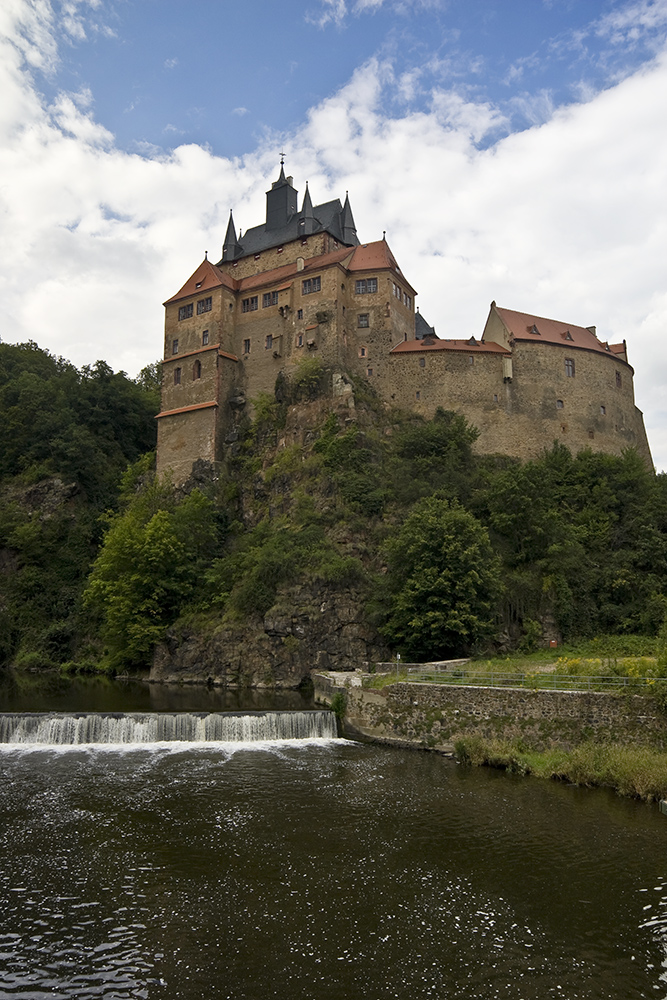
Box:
[174,367,181,385]
[193,360,201,380]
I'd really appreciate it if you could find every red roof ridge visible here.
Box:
[391,338,510,355]
[493,305,629,361]
[164,258,233,305]
[156,400,218,419]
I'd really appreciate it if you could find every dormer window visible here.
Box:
[195,281,203,289]
[530,324,540,335]
[563,330,573,341]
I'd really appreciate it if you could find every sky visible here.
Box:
[1,0,667,465]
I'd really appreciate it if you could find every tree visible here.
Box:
[84,481,219,671]
[382,497,502,660]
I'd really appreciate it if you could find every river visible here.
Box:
[0,680,665,998]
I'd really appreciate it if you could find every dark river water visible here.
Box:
[0,679,666,998]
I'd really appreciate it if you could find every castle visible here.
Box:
[156,164,652,482]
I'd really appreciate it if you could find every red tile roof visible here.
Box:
[165,239,416,305]
[347,241,416,292]
[494,307,625,358]
[156,400,218,419]
[391,338,509,355]
[164,259,234,305]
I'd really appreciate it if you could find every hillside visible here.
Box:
[2,349,667,683]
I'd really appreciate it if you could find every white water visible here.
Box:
[0,709,337,745]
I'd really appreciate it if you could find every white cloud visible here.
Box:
[232,106,249,117]
[2,1,667,469]
[596,0,667,45]
[164,57,178,69]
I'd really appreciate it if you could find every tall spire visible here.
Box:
[300,182,317,235]
[340,191,358,245]
[221,210,241,261]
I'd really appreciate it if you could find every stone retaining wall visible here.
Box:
[313,673,667,752]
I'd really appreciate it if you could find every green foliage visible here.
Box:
[455,736,667,802]
[330,690,347,719]
[84,480,222,671]
[380,497,502,660]
[204,516,359,619]
[290,357,325,398]
[0,343,158,503]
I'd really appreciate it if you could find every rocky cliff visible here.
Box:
[152,582,389,687]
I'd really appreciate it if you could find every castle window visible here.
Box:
[243,339,250,354]
[565,358,575,377]
[263,291,279,308]
[393,282,402,300]
[193,360,201,380]
[297,334,304,347]
[301,238,308,246]
[600,405,606,415]
[468,356,474,365]
[174,367,181,385]
[556,399,564,409]
[588,431,595,439]
[355,278,377,294]
[419,357,425,368]
[277,246,284,254]
[616,371,622,389]
[242,296,258,313]
[403,292,412,309]
[359,347,366,358]
[302,276,321,295]
[197,297,212,315]
[416,391,421,401]
[172,339,179,354]
[202,330,209,346]
[367,368,373,377]
[178,304,193,321]
[254,254,261,261]
[265,335,273,350]
[493,394,498,402]
[297,309,303,319]
[358,313,369,328]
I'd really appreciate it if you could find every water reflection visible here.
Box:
[0,671,314,713]
[0,742,666,999]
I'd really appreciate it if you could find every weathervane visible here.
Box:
[279,150,286,166]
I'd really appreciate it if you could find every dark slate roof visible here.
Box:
[415,311,437,340]
[218,169,359,264]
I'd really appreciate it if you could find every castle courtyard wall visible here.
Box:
[383,341,651,463]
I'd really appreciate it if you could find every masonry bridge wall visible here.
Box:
[313,673,667,752]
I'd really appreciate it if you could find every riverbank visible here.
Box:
[314,670,667,802]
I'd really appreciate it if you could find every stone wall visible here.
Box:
[313,673,667,752]
[381,340,651,464]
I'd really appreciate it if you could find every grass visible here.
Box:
[455,735,667,802]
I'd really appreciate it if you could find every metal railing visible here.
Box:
[403,667,667,693]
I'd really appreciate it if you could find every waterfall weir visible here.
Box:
[0,710,338,745]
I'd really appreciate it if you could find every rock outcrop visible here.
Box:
[151,582,389,687]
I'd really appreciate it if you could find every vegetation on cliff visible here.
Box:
[0,341,159,669]
[3,347,667,676]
